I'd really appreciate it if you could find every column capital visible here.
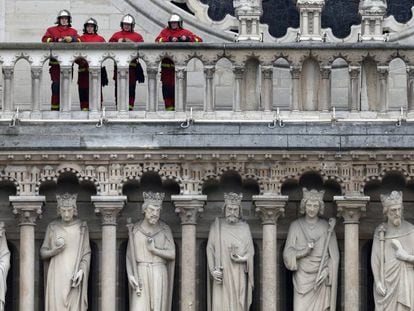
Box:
[172,195,207,225]
[91,195,126,225]
[335,195,370,224]
[253,194,288,225]
[9,195,45,226]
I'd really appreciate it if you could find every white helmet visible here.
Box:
[120,14,135,30]
[56,9,72,25]
[168,14,183,28]
[83,18,98,34]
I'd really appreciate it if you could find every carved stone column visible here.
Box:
[2,66,14,113]
[204,65,215,112]
[9,195,45,311]
[233,66,244,112]
[172,195,207,311]
[408,66,414,112]
[319,65,331,112]
[147,66,158,112]
[31,67,42,113]
[253,195,288,311]
[349,65,361,111]
[60,66,72,112]
[377,65,389,112]
[92,195,126,311]
[176,66,186,112]
[261,66,273,112]
[290,66,301,111]
[89,66,101,112]
[117,66,129,112]
[335,195,369,311]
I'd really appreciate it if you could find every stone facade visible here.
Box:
[1,1,414,310]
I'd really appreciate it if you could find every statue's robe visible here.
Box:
[126,221,175,311]
[371,221,414,311]
[42,219,91,311]
[283,218,339,311]
[207,218,254,311]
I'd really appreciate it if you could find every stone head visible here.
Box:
[223,192,243,223]
[299,188,325,217]
[56,193,78,223]
[381,191,404,226]
[142,192,165,225]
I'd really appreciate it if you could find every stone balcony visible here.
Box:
[0,42,414,150]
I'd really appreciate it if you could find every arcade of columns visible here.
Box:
[0,150,412,310]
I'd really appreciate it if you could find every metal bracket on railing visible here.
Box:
[396,106,405,127]
[268,108,285,128]
[331,107,337,123]
[96,107,108,128]
[180,108,193,129]
[9,107,20,127]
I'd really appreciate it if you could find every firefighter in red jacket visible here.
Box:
[155,14,202,111]
[41,10,80,111]
[77,18,107,111]
[109,14,145,111]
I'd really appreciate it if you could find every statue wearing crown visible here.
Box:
[40,193,91,311]
[206,192,254,311]
[126,192,175,311]
[371,191,414,311]
[283,188,339,311]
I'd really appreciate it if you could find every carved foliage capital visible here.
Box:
[31,67,42,79]
[2,67,14,79]
[10,196,45,226]
[92,196,126,226]
[253,195,287,225]
[335,196,370,224]
[172,195,207,225]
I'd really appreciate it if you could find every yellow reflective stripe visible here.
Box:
[158,38,163,42]
[46,38,53,43]
[78,68,87,72]
[51,104,59,109]
[194,38,200,42]
[161,64,175,68]
[49,61,59,65]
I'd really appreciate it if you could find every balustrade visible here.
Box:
[0,43,413,121]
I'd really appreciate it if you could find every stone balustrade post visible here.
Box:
[9,196,45,311]
[335,195,369,311]
[147,66,158,112]
[319,65,331,112]
[290,66,301,111]
[233,66,244,112]
[172,194,207,311]
[2,66,14,113]
[296,0,325,41]
[349,65,361,111]
[253,194,288,311]
[89,67,101,112]
[407,66,414,112]
[92,195,126,311]
[176,66,186,112]
[60,66,72,112]
[261,66,273,112]
[117,66,129,112]
[31,67,42,113]
[204,65,215,112]
[377,66,389,112]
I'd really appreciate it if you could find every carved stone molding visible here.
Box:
[92,196,126,226]
[335,195,370,224]
[172,195,207,225]
[9,196,45,226]
[253,195,288,225]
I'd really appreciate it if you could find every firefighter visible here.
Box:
[41,10,80,111]
[155,14,202,111]
[109,14,145,111]
[77,18,107,111]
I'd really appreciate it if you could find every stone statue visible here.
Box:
[126,192,175,311]
[0,222,10,311]
[371,191,414,311]
[283,188,339,311]
[207,192,255,311]
[40,193,91,311]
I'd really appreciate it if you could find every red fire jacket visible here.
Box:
[109,31,144,43]
[42,25,80,43]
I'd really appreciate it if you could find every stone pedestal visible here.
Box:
[233,0,263,41]
[172,195,206,311]
[296,0,326,41]
[92,195,126,311]
[335,195,370,311]
[9,195,45,311]
[253,195,287,311]
[359,0,387,41]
